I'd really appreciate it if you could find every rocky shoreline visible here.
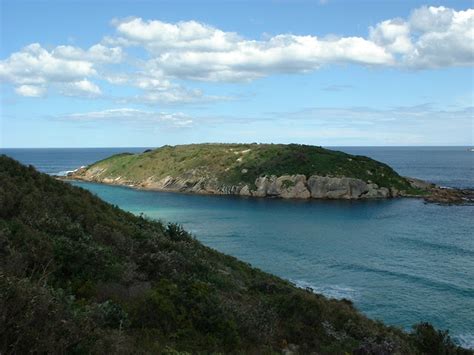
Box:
[63,168,473,204]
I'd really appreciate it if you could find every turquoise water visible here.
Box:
[72,181,474,348]
[3,146,473,347]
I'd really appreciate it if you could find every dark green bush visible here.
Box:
[0,155,470,354]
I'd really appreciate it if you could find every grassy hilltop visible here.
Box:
[71,143,418,194]
[0,155,469,354]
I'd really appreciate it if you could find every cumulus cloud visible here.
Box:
[14,85,46,97]
[53,44,123,63]
[369,19,413,55]
[113,18,393,81]
[111,18,241,53]
[63,108,193,127]
[105,69,230,104]
[370,6,474,68]
[61,79,102,97]
[0,43,96,85]
[110,6,473,82]
[1,5,472,100]
[0,43,120,96]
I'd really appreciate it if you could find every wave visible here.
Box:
[336,263,474,298]
[50,166,86,177]
[292,280,357,300]
[394,237,474,258]
[52,170,75,176]
[454,334,474,350]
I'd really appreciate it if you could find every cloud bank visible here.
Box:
[1,6,473,100]
[62,108,193,127]
[0,43,120,97]
[111,5,473,83]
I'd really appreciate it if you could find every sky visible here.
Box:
[0,0,473,148]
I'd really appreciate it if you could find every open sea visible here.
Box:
[2,146,473,348]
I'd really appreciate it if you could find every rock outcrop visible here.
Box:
[307,176,368,199]
[253,175,311,199]
[68,169,397,200]
[66,168,474,204]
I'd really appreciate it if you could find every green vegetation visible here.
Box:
[0,155,469,354]
[77,143,417,192]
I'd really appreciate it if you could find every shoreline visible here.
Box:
[59,174,474,205]
[56,143,474,205]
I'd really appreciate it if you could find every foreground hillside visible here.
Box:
[69,143,421,200]
[0,155,470,354]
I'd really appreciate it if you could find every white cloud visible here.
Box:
[0,43,96,85]
[105,69,230,104]
[139,86,207,104]
[370,6,474,68]
[53,44,123,63]
[61,79,102,97]
[410,6,459,32]
[0,43,120,97]
[112,18,240,52]
[147,35,392,82]
[14,84,46,97]
[114,19,393,82]
[369,19,413,54]
[64,108,193,127]
[109,6,473,82]
[1,5,473,101]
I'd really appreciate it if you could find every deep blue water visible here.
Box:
[0,147,147,176]
[339,146,473,189]
[2,146,473,347]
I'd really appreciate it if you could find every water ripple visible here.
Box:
[394,237,474,258]
[336,263,474,298]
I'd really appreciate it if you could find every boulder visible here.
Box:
[307,176,368,199]
[390,187,400,197]
[266,176,281,196]
[362,183,390,199]
[253,176,270,197]
[279,175,310,199]
[347,178,369,198]
[239,185,251,196]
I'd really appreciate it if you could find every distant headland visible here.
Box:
[65,143,473,204]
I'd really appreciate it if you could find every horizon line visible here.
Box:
[1,145,472,149]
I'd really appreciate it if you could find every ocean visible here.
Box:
[2,146,473,348]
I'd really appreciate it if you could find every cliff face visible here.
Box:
[254,175,393,199]
[72,169,400,199]
[69,143,417,200]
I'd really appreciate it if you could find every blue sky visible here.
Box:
[1,0,473,147]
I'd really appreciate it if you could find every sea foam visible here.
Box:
[292,280,358,301]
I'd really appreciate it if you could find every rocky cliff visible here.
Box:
[71,169,398,199]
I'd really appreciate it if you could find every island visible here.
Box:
[66,143,472,203]
[1,154,470,354]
